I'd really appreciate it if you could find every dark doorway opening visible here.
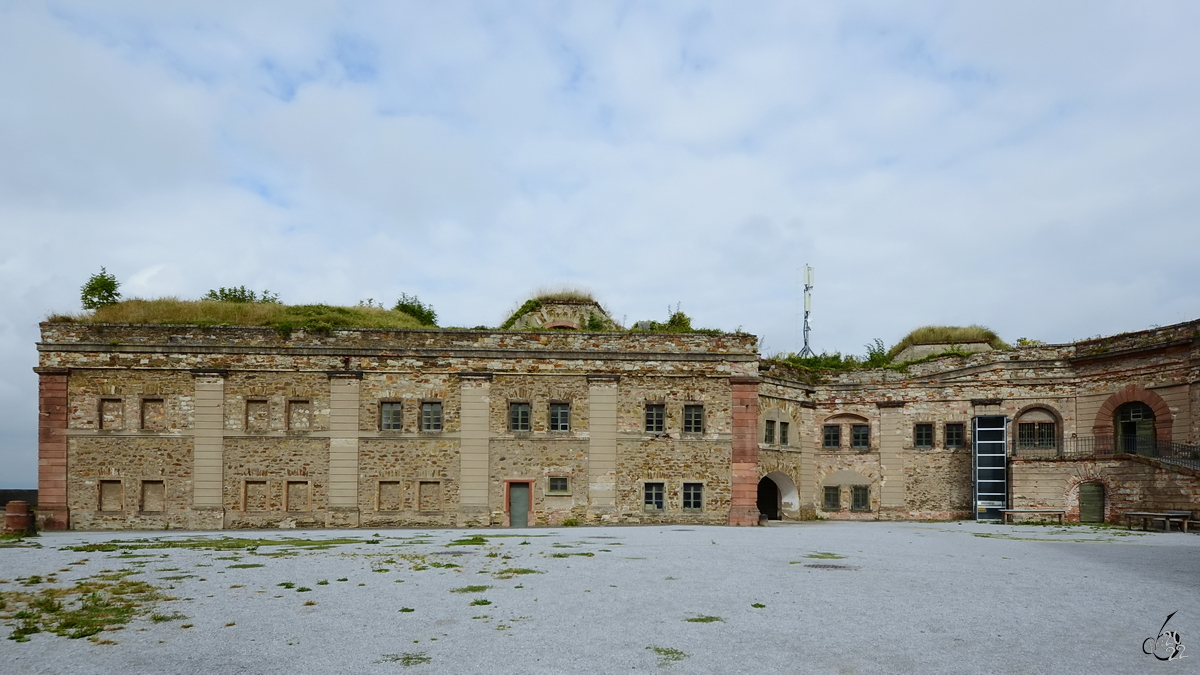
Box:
[1115,402,1155,455]
[757,477,780,520]
[1079,482,1105,523]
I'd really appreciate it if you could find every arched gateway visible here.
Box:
[756,471,799,521]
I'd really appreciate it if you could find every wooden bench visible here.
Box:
[1124,511,1192,533]
[1000,509,1066,525]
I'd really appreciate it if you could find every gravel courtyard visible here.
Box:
[1,521,1196,674]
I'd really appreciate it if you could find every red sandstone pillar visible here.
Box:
[728,376,761,526]
[35,367,70,530]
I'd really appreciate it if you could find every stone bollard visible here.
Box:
[4,500,33,535]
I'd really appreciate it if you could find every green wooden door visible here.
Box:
[1080,483,1105,523]
[509,483,529,528]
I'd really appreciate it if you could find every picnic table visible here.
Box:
[1123,511,1192,533]
[1000,508,1066,525]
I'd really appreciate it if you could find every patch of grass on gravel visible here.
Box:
[493,568,541,580]
[2,569,162,642]
[65,537,367,553]
[685,615,722,623]
[226,564,264,569]
[377,652,431,666]
[450,585,491,593]
[804,552,845,559]
[647,646,688,666]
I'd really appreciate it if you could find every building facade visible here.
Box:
[34,309,1200,530]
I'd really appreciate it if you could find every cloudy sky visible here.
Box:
[2,2,1198,487]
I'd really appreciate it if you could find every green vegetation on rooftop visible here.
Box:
[887,325,1009,359]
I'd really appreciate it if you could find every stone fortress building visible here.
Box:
[34,297,1200,530]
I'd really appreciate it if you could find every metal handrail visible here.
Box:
[1012,436,1200,465]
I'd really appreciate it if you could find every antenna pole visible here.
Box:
[799,265,815,357]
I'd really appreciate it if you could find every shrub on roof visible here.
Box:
[887,325,1009,360]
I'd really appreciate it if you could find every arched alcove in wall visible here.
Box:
[1092,384,1172,442]
[756,471,799,520]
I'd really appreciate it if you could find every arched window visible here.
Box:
[1016,408,1057,452]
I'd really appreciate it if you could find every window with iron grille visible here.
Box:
[764,420,775,444]
[547,476,570,494]
[380,402,402,431]
[914,423,934,448]
[945,423,965,448]
[823,485,840,510]
[549,402,570,432]
[645,404,665,433]
[509,402,531,432]
[823,425,841,449]
[851,424,870,449]
[421,402,443,432]
[644,482,664,511]
[780,421,789,446]
[683,405,704,433]
[682,483,703,511]
[851,485,870,511]
[1017,422,1056,449]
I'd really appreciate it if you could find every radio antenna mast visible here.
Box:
[799,265,815,357]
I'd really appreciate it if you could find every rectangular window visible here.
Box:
[141,399,165,430]
[380,402,403,431]
[682,483,703,511]
[945,423,965,449]
[287,400,312,431]
[99,480,123,512]
[286,481,310,511]
[823,485,840,511]
[851,485,870,511]
[421,402,443,432]
[99,398,123,430]
[851,425,870,449]
[549,403,571,432]
[683,405,704,433]
[140,480,164,513]
[780,421,789,446]
[645,404,665,433]
[547,476,570,494]
[914,423,934,448]
[644,482,664,511]
[764,420,776,444]
[823,425,841,449]
[418,481,442,512]
[245,400,269,432]
[509,402,531,432]
[244,480,268,511]
[1018,422,1056,449]
[378,481,402,511]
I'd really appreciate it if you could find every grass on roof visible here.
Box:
[530,286,595,302]
[887,325,1009,359]
[50,298,427,334]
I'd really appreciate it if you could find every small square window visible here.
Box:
[823,425,841,449]
[780,421,789,446]
[945,423,965,448]
[421,402,443,432]
[851,425,870,449]
[914,423,934,448]
[287,400,312,431]
[140,480,164,513]
[549,403,571,432]
[547,476,570,494]
[141,398,166,430]
[851,485,870,511]
[509,402,531,432]
[99,480,123,512]
[645,404,665,433]
[1018,422,1056,449]
[245,400,269,432]
[644,482,664,511]
[380,402,403,431]
[823,485,841,511]
[683,405,704,433]
[682,483,703,511]
[99,398,123,430]
[764,420,776,444]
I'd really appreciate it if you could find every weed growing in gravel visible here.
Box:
[685,616,722,623]
[751,603,766,608]
[296,587,312,593]
[150,612,188,623]
[398,607,414,613]
[377,652,431,666]
[226,564,264,569]
[493,568,541,580]
[804,552,845,559]
[448,535,489,546]
[2,569,162,642]
[336,578,348,582]
[470,599,492,606]
[550,552,594,558]
[303,601,316,606]
[65,537,368,554]
[647,646,688,666]
[316,580,329,585]
[277,582,295,589]
[451,585,491,593]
